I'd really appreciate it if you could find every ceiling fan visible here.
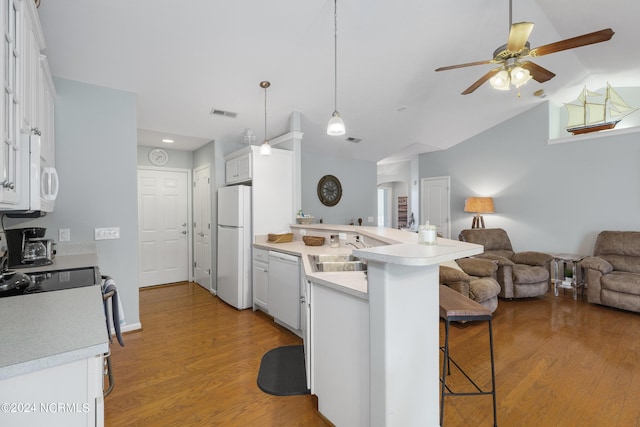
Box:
[435,0,614,95]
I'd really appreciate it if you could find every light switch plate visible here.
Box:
[368,217,374,223]
[95,227,120,240]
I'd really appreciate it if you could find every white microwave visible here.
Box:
[15,133,59,213]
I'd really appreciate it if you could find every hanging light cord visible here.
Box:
[264,85,268,141]
[333,0,338,113]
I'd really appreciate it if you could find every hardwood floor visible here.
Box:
[441,290,640,426]
[105,282,329,427]
[106,282,640,426]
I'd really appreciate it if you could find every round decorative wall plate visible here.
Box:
[317,174,342,206]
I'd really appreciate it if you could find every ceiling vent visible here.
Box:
[210,108,238,118]
[346,137,362,143]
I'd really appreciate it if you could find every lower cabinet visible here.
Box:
[310,282,370,426]
[252,248,269,311]
[0,355,104,427]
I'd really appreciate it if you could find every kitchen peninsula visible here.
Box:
[255,224,483,426]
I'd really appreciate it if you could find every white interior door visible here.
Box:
[138,169,189,286]
[420,176,451,239]
[193,166,212,291]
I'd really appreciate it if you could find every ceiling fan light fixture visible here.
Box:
[510,65,531,87]
[327,111,346,135]
[490,70,511,90]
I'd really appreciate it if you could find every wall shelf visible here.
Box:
[547,125,640,145]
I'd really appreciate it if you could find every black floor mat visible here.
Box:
[257,345,310,396]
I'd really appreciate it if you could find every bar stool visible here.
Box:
[439,285,497,427]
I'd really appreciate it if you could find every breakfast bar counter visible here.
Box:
[256,224,483,426]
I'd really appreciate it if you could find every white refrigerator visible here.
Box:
[216,185,252,309]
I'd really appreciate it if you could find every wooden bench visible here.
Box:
[439,285,497,427]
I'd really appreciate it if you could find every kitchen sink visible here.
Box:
[308,254,368,272]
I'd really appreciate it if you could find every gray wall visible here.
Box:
[301,151,378,226]
[419,101,640,254]
[5,78,141,327]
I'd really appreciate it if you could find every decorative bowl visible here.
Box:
[296,216,314,225]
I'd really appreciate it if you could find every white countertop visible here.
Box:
[0,286,109,380]
[255,225,483,299]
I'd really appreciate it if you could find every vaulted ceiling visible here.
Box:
[37,0,640,163]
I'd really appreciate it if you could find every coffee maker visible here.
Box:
[5,227,55,268]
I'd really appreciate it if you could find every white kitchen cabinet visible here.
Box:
[252,248,269,311]
[0,355,104,427]
[0,0,53,207]
[225,152,251,184]
[0,0,22,204]
[37,56,55,167]
[311,282,370,426]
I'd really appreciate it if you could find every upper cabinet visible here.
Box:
[225,151,252,185]
[1,0,54,206]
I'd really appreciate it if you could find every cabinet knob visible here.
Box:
[181,230,187,235]
[31,127,41,136]
[1,181,15,190]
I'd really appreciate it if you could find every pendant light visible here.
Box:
[259,81,272,156]
[327,0,345,136]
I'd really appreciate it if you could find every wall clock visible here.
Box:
[149,148,169,166]
[317,174,342,206]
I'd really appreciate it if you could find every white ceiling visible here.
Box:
[37,0,640,163]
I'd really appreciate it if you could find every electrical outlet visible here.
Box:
[368,217,374,223]
[59,228,71,242]
[95,227,120,240]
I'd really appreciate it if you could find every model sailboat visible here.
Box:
[565,83,637,135]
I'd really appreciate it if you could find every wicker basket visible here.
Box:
[302,236,325,246]
[296,216,314,225]
[267,233,293,243]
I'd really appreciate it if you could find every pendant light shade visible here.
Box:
[260,81,272,156]
[327,0,345,136]
[327,111,346,136]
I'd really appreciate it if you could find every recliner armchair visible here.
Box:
[439,258,501,312]
[580,231,640,313]
[458,228,553,299]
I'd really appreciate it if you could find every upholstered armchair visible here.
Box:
[580,231,640,313]
[439,258,501,312]
[458,228,553,299]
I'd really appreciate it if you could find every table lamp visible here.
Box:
[464,197,495,228]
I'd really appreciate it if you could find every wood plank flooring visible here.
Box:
[106,282,640,426]
[105,282,328,427]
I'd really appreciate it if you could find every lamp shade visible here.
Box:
[327,111,346,135]
[489,70,510,90]
[510,66,532,87]
[464,197,495,214]
[259,140,272,156]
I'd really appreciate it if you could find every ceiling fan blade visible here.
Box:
[506,22,534,52]
[519,61,555,83]
[435,59,493,72]
[461,67,502,95]
[530,28,614,57]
